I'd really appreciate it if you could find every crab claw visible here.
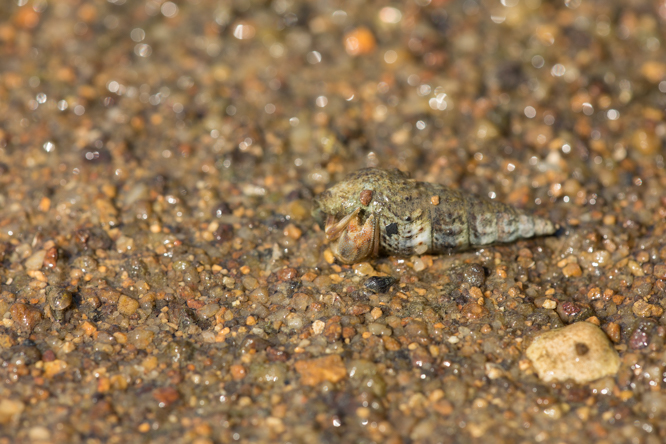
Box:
[328,210,379,264]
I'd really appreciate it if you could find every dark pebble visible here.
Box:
[166,340,194,364]
[364,276,395,293]
[463,264,486,287]
[46,286,73,311]
[213,202,232,217]
[75,227,112,251]
[82,147,112,164]
[213,224,234,242]
[630,328,649,349]
[10,345,42,366]
[556,301,593,324]
[239,334,270,353]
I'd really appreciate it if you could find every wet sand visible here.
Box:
[1,0,666,443]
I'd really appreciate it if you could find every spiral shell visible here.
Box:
[313,168,556,264]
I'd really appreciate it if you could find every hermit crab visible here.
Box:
[312,168,556,264]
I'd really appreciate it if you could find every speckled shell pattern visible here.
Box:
[314,168,556,256]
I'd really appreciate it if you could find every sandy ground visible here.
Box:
[1,0,666,443]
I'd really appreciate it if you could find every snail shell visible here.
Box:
[312,168,556,264]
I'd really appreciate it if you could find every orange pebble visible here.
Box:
[344,27,376,56]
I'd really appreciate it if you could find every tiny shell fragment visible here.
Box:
[526,322,620,384]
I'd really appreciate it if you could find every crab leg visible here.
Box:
[332,212,378,264]
[324,208,361,241]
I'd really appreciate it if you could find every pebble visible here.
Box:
[604,322,621,343]
[28,426,51,441]
[276,267,298,281]
[230,364,247,381]
[323,318,342,342]
[24,250,46,270]
[629,328,649,349]
[562,263,583,278]
[542,299,557,310]
[294,355,347,386]
[653,264,666,279]
[128,328,155,349]
[632,300,664,318]
[283,224,302,240]
[630,129,660,156]
[241,275,259,291]
[43,359,68,378]
[343,27,376,56]
[46,287,72,311]
[286,200,309,221]
[352,262,376,276]
[10,303,42,332]
[526,322,620,384]
[463,264,486,287]
[461,303,487,320]
[0,399,25,424]
[117,295,140,316]
[153,387,180,407]
[364,276,395,293]
[249,287,269,304]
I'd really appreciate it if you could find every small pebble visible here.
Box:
[364,276,395,293]
[46,287,73,311]
[653,264,666,279]
[241,275,258,291]
[412,257,427,271]
[630,328,650,349]
[295,355,347,386]
[0,399,25,424]
[632,300,663,318]
[129,328,155,349]
[25,250,46,270]
[276,268,298,281]
[283,224,302,240]
[562,263,582,278]
[352,262,375,276]
[10,303,42,332]
[526,322,620,383]
[604,322,621,343]
[43,359,68,378]
[230,364,247,380]
[463,264,486,287]
[602,215,616,225]
[542,299,557,310]
[343,27,376,56]
[153,387,179,407]
[117,295,140,316]
[28,426,50,441]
